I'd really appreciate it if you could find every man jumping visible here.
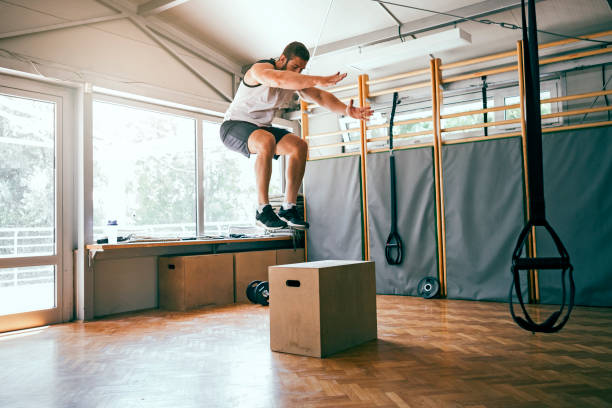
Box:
[220,41,373,230]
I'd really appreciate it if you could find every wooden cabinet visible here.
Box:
[276,248,305,265]
[159,253,234,311]
[234,250,277,303]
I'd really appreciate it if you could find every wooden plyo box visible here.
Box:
[269,260,377,358]
[159,253,233,311]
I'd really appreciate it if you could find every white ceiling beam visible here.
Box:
[312,0,536,58]
[146,20,242,76]
[97,0,241,76]
[96,0,232,102]
[0,14,128,40]
[138,0,191,16]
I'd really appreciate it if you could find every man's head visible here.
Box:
[277,41,309,73]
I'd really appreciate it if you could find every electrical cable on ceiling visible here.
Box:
[306,0,335,74]
[372,0,612,45]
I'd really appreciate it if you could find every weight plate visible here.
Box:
[417,277,440,299]
[255,281,270,306]
[246,280,262,304]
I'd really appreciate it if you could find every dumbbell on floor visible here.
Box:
[246,280,269,306]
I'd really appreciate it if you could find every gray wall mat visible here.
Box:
[443,137,528,301]
[366,148,438,295]
[304,156,363,261]
[537,126,612,306]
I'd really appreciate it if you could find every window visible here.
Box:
[504,91,552,120]
[92,100,197,239]
[0,87,60,320]
[202,121,283,235]
[441,97,494,140]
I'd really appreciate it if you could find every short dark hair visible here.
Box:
[282,41,310,62]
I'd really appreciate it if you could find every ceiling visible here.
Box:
[129,0,612,78]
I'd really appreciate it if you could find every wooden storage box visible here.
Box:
[234,250,277,303]
[269,260,377,358]
[159,253,233,311]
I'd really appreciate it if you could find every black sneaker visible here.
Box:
[278,206,309,230]
[256,205,287,230]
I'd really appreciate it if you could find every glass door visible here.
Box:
[0,85,63,333]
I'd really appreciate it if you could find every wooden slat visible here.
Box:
[367,130,433,143]
[542,105,612,120]
[441,118,521,133]
[541,120,612,133]
[309,140,361,150]
[307,152,361,161]
[442,65,517,84]
[307,127,360,140]
[368,142,434,153]
[431,58,447,297]
[538,29,612,50]
[366,116,432,131]
[359,74,370,261]
[440,104,520,119]
[439,50,517,70]
[326,83,359,93]
[301,100,310,162]
[367,68,430,86]
[369,81,431,97]
[541,89,612,104]
[307,95,357,110]
[539,47,612,66]
[442,131,522,145]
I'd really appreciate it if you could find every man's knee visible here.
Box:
[287,136,308,158]
[249,130,276,156]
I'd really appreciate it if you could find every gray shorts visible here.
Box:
[220,120,291,160]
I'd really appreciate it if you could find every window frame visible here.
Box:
[0,73,75,331]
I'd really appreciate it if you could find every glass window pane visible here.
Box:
[202,121,282,235]
[0,265,55,316]
[0,93,55,257]
[93,101,196,239]
[505,91,552,119]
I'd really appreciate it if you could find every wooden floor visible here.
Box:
[1,296,611,408]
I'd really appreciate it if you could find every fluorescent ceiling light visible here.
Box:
[348,28,472,71]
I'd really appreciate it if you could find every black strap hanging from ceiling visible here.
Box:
[482,76,488,136]
[509,0,575,333]
[385,92,403,265]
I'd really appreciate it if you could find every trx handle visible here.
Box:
[508,0,575,333]
[385,92,403,265]
[510,220,575,333]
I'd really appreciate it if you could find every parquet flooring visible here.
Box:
[0,296,611,408]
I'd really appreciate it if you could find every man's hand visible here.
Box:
[346,99,374,121]
[316,72,347,88]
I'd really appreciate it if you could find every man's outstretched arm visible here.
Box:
[299,87,374,120]
[248,62,347,90]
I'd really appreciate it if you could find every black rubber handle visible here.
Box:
[514,257,571,270]
[385,231,403,265]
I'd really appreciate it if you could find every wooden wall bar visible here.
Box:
[300,30,612,299]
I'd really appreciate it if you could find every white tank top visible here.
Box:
[224,59,296,127]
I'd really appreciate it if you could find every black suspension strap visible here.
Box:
[482,76,488,136]
[385,92,403,265]
[509,0,575,333]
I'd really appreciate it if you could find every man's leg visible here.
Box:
[275,133,308,204]
[248,129,287,230]
[275,134,309,229]
[248,129,277,205]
